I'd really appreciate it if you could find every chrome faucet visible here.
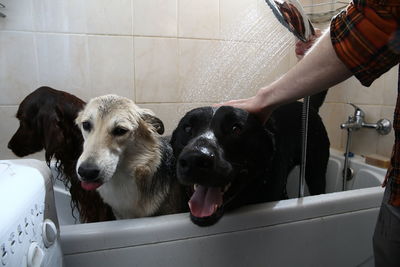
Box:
[340,103,392,191]
[340,103,392,135]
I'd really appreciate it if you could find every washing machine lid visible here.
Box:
[0,160,50,236]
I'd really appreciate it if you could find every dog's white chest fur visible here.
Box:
[97,171,140,219]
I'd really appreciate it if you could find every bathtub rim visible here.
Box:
[60,186,384,255]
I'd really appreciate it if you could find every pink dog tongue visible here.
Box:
[81,181,102,191]
[189,185,223,218]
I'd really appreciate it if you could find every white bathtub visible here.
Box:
[54,148,386,267]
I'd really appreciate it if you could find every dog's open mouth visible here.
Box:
[81,181,103,191]
[188,183,231,218]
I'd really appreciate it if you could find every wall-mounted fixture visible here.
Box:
[303,0,348,23]
[0,3,6,18]
[340,103,392,191]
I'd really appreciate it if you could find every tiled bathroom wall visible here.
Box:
[321,66,398,159]
[0,0,398,162]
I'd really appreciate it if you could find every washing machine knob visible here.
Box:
[42,219,58,248]
[27,242,44,267]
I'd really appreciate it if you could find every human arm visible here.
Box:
[220,29,352,124]
[219,0,400,124]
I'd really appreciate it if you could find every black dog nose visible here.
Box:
[78,162,100,180]
[178,150,215,173]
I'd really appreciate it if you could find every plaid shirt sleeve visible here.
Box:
[330,0,400,87]
[330,0,400,206]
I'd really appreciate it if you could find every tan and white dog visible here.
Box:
[75,95,185,219]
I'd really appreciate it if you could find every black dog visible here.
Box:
[171,92,329,226]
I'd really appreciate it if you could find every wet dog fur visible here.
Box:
[171,98,329,226]
[8,86,115,223]
[76,95,186,219]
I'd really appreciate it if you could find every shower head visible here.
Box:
[264,0,314,42]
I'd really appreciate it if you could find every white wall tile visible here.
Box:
[86,0,133,35]
[36,33,90,101]
[133,0,177,37]
[178,0,219,39]
[134,37,179,103]
[33,0,87,33]
[0,32,38,105]
[0,0,34,31]
[0,106,20,159]
[88,35,134,99]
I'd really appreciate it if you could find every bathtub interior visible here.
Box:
[50,148,386,266]
[286,148,387,198]
[53,148,386,226]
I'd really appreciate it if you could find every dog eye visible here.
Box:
[112,127,128,136]
[82,121,92,132]
[232,124,242,135]
[184,125,192,134]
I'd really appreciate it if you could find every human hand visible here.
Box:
[214,94,273,125]
[295,28,322,60]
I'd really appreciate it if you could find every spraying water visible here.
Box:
[181,6,295,103]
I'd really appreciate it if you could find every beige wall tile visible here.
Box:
[319,103,346,150]
[179,37,294,104]
[88,35,134,99]
[0,0,34,31]
[0,0,399,162]
[178,0,219,39]
[33,0,87,33]
[377,106,395,157]
[134,37,179,103]
[343,76,385,105]
[0,32,38,105]
[178,38,223,102]
[220,0,258,39]
[36,33,90,101]
[343,104,381,156]
[133,0,177,37]
[325,84,346,103]
[382,65,398,106]
[139,103,212,135]
[86,0,133,35]
[0,106,45,160]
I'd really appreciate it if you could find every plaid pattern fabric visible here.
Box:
[330,0,400,206]
[330,0,400,87]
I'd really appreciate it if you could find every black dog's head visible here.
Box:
[171,106,275,226]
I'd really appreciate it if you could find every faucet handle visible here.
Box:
[348,103,365,118]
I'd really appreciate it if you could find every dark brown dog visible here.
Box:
[8,86,114,223]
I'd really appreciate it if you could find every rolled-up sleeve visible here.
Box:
[330,0,400,86]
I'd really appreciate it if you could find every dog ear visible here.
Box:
[140,110,165,135]
[39,106,66,163]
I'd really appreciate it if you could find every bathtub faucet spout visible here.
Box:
[340,103,392,135]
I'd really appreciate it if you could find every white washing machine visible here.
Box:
[0,159,63,267]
